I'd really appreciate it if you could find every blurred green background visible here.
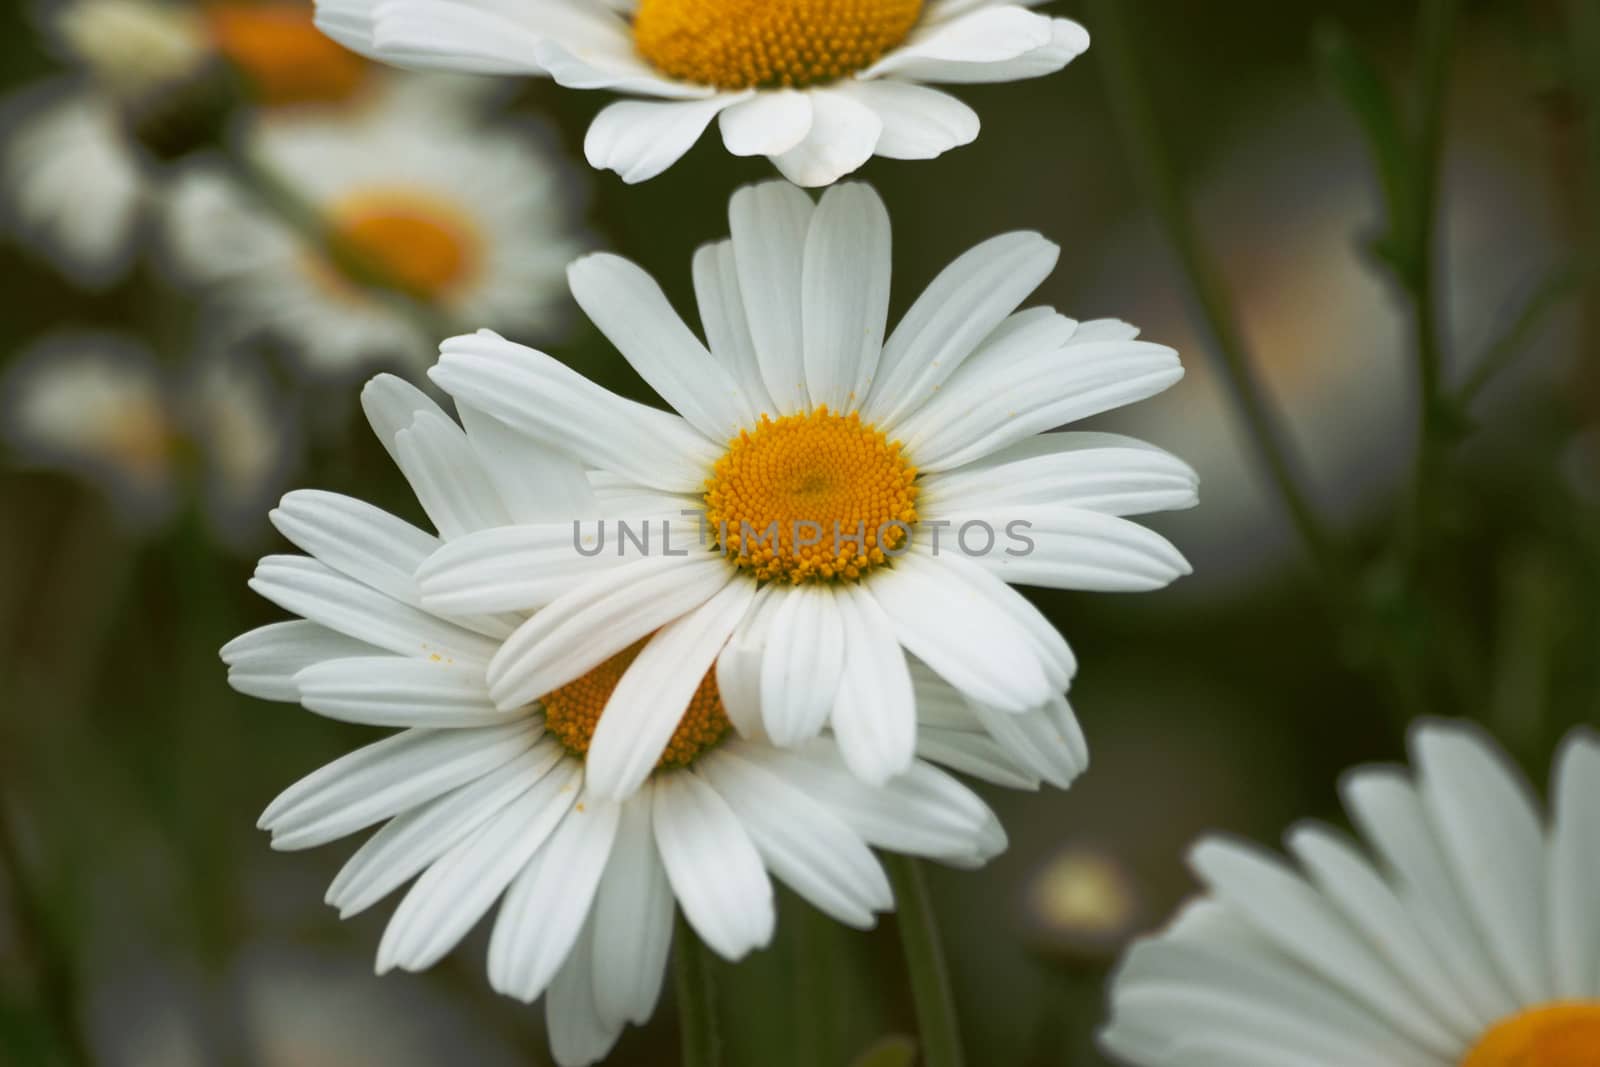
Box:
[1,0,1596,1064]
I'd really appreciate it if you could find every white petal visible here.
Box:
[968,695,1082,789]
[270,489,436,606]
[697,748,892,929]
[261,722,539,850]
[360,373,446,468]
[691,239,777,420]
[839,80,978,160]
[417,523,628,616]
[758,585,844,747]
[1548,728,1600,998]
[533,35,715,99]
[393,409,512,540]
[770,88,883,188]
[800,183,891,412]
[585,94,747,184]
[713,586,779,739]
[830,583,916,785]
[489,793,623,1001]
[864,552,1053,712]
[546,914,622,1067]
[567,253,749,441]
[940,505,1191,591]
[922,431,1199,516]
[295,656,524,728]
[590,789,674,1028]
[728,181,815,414]
[220,620,381,702]
[248,555,499,665]
[915,726,1040,790]
[587,579,758,800]
[652,770,774,960]
[326,740,565,918]
[910,554,1076,690]
[865,10,1087,85]
[485,554,729,710]
[431,331,720,492]
[458,404,599,525]
[718,91,813,157]
[378,757,583,973]
[863,233,1058,428]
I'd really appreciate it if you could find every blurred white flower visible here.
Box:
[1,331,299,547]
[1102,719,1600,1066]
[223,373,1006,1067]
[317,0,1089,186]
[166,79,584,376]
[417,179,1191,794]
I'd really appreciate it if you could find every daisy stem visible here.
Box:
[1085,0,1345,586]
[215,138,462,342]
[673,913,722,1067]
[886,856,964,1067]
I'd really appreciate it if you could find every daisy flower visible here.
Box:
[1,332,299,546]
[315,0,1090,186]
[1,0,379,284]
[416,179,1193,795]
[165,79,583,376]
[1101,719,1600,1067]
[222,373,1006,1067]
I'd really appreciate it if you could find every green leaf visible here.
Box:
[850,1035,918,1067]
[1312,19,1419,279]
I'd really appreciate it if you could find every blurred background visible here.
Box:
[0,0,1595,1064]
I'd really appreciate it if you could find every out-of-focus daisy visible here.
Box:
[0,0,383,285]
[165,83,582,376]
[1102,719,1600,1067]
[1,332,299,547]
[417,179,1192,793]
[1024,843,1143,964]
[316,0,1089,186]
[222,374,1004,1067]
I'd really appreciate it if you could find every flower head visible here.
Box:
[315,0,1089,185]
[1102,720,1600,1067]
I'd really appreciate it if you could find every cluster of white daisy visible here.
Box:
[5,1,1592,1065]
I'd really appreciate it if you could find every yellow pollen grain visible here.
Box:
[703,407,918,584]
[1460,1002,1600,1067]
[632,0,924,90]
[316,190,481,303]
[540,639,731,768]
[203,3,371,107]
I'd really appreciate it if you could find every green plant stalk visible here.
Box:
[1085,0,1343,584]
[674,913,722,1067]
[885,856,964,1067]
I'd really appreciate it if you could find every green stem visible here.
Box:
[885,857,963,1067]
[1086,0,1344,585]
[217,140,461,342]
[0,800,94,1067]
[674,913,721,1067]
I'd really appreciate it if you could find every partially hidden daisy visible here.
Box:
[166,75,583,375]
[222,373,1007,1067]
[416,179,1193,796]
[1102,719,1600,1067]
[1,0,380,284]
[315,0,1090,186]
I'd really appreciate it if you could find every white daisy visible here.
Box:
[222,373,1006,1067]
[1,0,386,285]
[416,179,1193,795]
[315,0,1089,186]
[165,78,583,376]
[1101,719,1600,1067]
[1,332,299,545]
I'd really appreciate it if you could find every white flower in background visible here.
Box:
[221,374,1005,1067]
[165,80,583,376]
[1102,720,1600,1067]
[1,332,299,546]
[417,180,1192,795]
[315,0,1089,186]
[0,0,382,286]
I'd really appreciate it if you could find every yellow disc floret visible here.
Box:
[319,190,481,302]
[704,407,919,583]
[1461,1003,1600,1067]
[541,639,731,768]
[204,3,371,107]
[632,0,924,90]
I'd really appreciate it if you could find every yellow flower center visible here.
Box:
[1461,1003,1600,1067]
[632,0,925,90]
[540,640,731,768]
[318,191,481,302]
[204,3,371,108]
[703,407,919,584]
